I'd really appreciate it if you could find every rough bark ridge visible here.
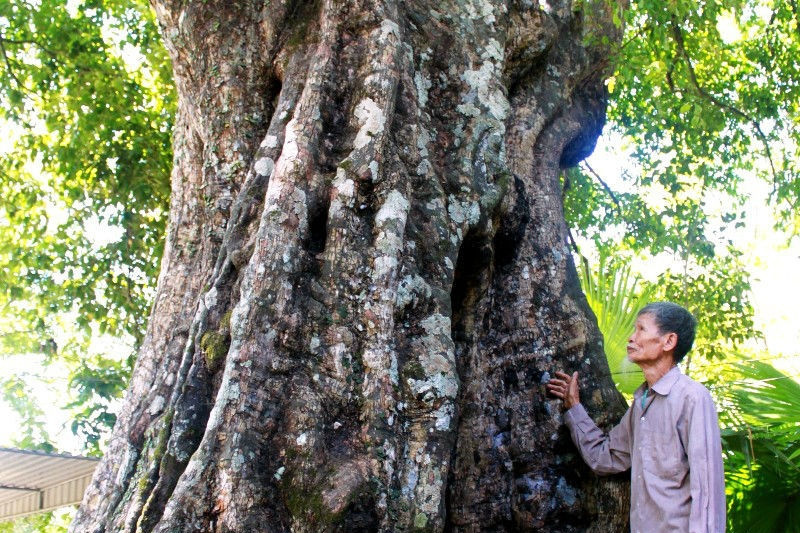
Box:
[71,1,630,531]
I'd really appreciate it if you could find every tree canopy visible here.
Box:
[0,0,173,453]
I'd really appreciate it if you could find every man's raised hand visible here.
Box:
[546,371,580,410]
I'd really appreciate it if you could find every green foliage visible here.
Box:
[0,510,72,533]
[607,0,800,231]
[0,375,55,453]
[578,252,653,394]
[714,358,800,533]
[0,0,174,454]
[66,355,130,456]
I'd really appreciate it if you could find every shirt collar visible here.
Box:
[650,365,681,396]
[634,365,682,398]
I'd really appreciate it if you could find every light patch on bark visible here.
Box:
[148,395,166,416]
[378,18,400,40]
[463,0,498,23]
[433,403,454,431]
[204,287,218,308]
[407,314,458,401]
[395,274,432,310]
[375,190,410,234]
[254,157,274,176]
[260,135,279,148]
[330,169,356,218]
[353,98,386,149]
[447,195,481,227]
[414,72,432,108]
[460,61,511,121]
[368,160,379,182]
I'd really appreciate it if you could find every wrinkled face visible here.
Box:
[627,313,674,366]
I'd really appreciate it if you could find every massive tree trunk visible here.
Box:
[71,1,630,531]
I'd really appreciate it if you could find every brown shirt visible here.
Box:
[564,366,726,533]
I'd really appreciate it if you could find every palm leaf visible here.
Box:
[578,252,655,394]
[714,356,800,532]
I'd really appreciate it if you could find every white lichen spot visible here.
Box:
[374,255,399,278]
[421,313,450,337]
[148,395,165,416]
[379,18,400,40]
[414,71,432,108]
[456,102,481,117]
[448,197,466,225]
[483,38,504,62]
[461,61,511,121]
[369,160,379,182]
[375,190,410,227]
[310,336,320,351]
[417,128,430,156]
[204,286,218,309]
[522,265,530,280]
[416,159,431,176]
[334,169,356,199]
[426,198,444,212]
[402,463,419,497]
[232,452,245,470]
[470,202,482,225]
[447,198,479,228]
[296,432,308,446]
[260,135,279,148]
[444,256,453,271]
[254,157,274,177]
[353,98,386,150]
[274,466,285,480]
[434,403,453,431]
[227,381,240,401]
[395,274,432,309]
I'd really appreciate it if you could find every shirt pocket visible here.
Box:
[642,438,686,480]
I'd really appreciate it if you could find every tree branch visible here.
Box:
[0,38,29,94]
[670,18,778,186]
[581,161,622,213]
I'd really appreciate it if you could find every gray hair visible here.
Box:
[638,302,697,364]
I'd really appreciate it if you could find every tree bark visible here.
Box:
[71,1,630,531]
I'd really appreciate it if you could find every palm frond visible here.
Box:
[714,356,800,533]
[578,252,655,394]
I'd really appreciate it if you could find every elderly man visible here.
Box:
[547,302,726,533]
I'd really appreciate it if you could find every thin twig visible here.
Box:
[581,161,622,212]
[0,38,29,94]
[0,36,59,59]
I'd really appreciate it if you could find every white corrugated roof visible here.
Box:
[0,447,98,521]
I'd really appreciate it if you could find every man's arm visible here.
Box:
[685,388,726,533]
[547,371,632,475]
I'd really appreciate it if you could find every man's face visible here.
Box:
[627,313,673,365]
